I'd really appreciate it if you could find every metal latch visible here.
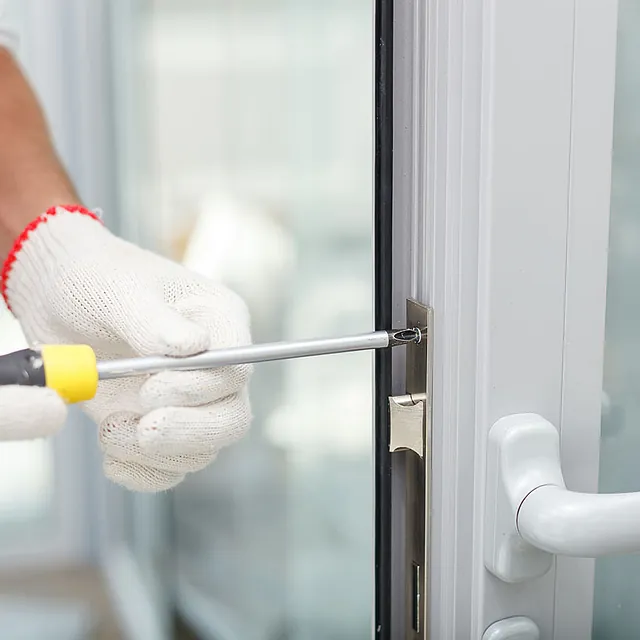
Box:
[389,299,433,639]
[389,393,425,457]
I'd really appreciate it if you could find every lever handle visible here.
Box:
[484,413,640,583]
[518,485,640,557]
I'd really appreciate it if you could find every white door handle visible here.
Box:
[484,413,640,583]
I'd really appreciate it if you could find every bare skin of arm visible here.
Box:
[0,49,79,259]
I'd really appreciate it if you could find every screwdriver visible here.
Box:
[0,327,424,404]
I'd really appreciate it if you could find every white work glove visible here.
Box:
[1,205,252,491]
[0,387,67,440]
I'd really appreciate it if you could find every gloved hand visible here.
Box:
[0,386,67,440]
[1,205,252,491]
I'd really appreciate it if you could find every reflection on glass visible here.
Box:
[0,309,54,541]
[114,1,374,638]
[594,1,640,637]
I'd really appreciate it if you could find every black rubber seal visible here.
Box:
[374,0,394,636]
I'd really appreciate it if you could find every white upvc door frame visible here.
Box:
[394,0,620,637]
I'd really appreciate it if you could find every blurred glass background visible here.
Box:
[594,1,640,638]
[0,1,375,639]
[119,2,375,638]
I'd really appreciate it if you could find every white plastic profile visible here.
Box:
[484,414,640,583]
[519,486,640,557]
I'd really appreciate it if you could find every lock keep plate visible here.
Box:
[388,299,433,639]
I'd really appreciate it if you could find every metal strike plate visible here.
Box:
[389,395,425,457]
[389,299,433,639]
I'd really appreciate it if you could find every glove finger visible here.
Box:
[137,290,252,409]
[99,411,214,474]
[174,288,252,349]
[84,377,144,423]
[138,391,251,456]
[0,387,67,440]
[106,289,211,357]
[103,456,184,492]
[139,364,251,410]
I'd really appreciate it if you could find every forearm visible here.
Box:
[0,49,79,259]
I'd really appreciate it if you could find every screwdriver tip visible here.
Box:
[388,327,425,347]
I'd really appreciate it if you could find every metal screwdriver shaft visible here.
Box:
[96,328,424,381]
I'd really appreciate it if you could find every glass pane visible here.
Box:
[110,1,374,638]
[594,1,640,637]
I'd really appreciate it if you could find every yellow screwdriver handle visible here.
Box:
[40,345,99,403]
[0,345,99,403]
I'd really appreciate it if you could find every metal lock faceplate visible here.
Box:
[389,299,433,639]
